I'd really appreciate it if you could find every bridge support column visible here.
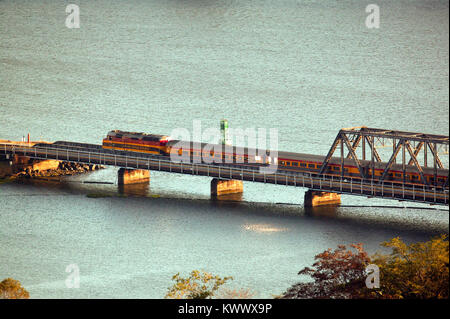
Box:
[6,155,60,173]
[0,158,13,178]
[211,178,243,197]
[304,190,341,207]
[13,154,31,165]
[118,168,150,185]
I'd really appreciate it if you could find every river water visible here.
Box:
[0,0,448,298]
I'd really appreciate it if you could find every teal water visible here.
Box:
[0,0,448,298]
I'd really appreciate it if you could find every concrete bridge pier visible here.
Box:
[211,178,243,197]
[304,190,341,207]
[118,168,150,185]
[12,154,31,165]
[5,154,60,173]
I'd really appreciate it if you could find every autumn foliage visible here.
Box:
[0,278,30,299]
[165,270,233,299]
[283,243,371,299]
[283,235,449,299]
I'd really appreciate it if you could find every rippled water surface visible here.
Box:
[0,0,448,298]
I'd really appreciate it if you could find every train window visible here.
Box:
[395,173,401,177]
[438,178,445,183]
[293,162,299,167]
[280,161,285,166]
[333,166,339,171]
[300,163,306,168]
[285,162,291,166]
[308,164,315,168]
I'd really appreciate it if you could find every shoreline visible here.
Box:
[0,158,104,181]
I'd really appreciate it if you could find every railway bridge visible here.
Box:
[1,127,448,206]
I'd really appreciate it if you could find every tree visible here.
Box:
[370,235,449,299]
[165,270,233,299]
[0,278,30,299]
[282,243,371,299]
[282,235,449,299]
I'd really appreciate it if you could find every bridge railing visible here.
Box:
[1,143,448,205]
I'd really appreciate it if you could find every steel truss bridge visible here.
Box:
[1,127,449,206]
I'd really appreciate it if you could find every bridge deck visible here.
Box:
[1,141,448,206]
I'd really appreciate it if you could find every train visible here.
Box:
[102,130,449,187]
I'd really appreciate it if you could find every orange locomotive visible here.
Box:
[102,130,170,155]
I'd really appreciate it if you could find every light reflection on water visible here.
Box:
[243,224,289,233]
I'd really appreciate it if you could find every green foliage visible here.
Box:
[370,234,449,299]
[0,278,30,299]
[165,270,233,299]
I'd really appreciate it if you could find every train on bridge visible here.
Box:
[101,130,448,187]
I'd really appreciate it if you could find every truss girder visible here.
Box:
[318,134,341,175]
[404,141,428,185]
[340,128,449,145]
[364,136,382,162]
[341,134,366,179]
[319,128,448,188]
[426,142,444,169]
[379,139,403,182]
[407,142,424,166]
[345,135,362,159]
